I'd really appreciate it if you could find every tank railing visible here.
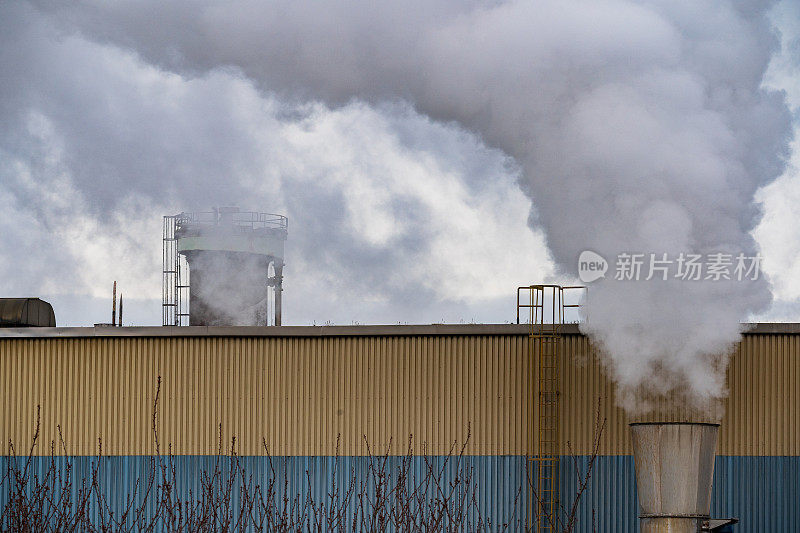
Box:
[174,211,288,232]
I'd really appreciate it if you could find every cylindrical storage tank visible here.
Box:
[174,208,287,326]
[182,250,273,325]
[629,422,719,533]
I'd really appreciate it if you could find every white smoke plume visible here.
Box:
[19,1,797,411]
[0,2,550,326]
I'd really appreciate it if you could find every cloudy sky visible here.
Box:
[1,0,798,332]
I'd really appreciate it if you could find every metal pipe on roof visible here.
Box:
[274,262,283,326]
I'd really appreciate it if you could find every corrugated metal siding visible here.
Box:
[1,336,533,456]
[3,455,796,532]
[559,335,629,456]
[721,334,800,456]
[1,333,799,457]
[558,333,800,456]
[712,456,800,532]
[559,454,638,532]
[0,455,530,531]
[559,455,800,533]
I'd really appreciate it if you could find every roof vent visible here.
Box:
[0,298,56,327]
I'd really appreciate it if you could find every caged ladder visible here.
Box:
[517,285,584,532]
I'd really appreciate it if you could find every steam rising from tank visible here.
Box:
[163,207,287,326]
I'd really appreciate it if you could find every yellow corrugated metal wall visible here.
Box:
[557,334,800,456]
[1,333,797,457]
[1,336,533,456]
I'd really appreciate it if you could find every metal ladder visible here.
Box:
[517,285,584,531]
[162,215,190,326]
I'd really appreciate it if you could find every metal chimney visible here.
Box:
[630,422,719,533]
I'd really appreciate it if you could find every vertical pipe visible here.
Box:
[174,218,181,326]
[275,262,283,326]
[162,216,166,326]
[119,294,123,327]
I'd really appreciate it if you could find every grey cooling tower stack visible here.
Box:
[630,422,720,533]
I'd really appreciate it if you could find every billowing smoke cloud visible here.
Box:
[0,2,551,326]
[6,1,796,411]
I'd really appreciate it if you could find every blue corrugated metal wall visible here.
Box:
[560,455,638,532]
[712,456,800,532]
[2,455,798,531]
[0,456,529,531]
[560,456,800,532]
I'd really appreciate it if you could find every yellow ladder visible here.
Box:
[517,285,584,532]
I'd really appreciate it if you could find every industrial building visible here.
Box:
[0,321,798,531]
